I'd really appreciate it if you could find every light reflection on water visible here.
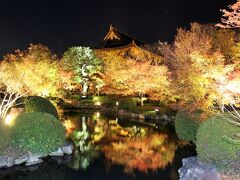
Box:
[65,112,193,175]
[0,111,196,180]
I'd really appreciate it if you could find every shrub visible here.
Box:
[0,123,10,153]
[175,111,201,142]
[196,114,240,165]
[119,98,138,111]
[24,96,58,118]
[10,112,65,155]
[93,95,109,104]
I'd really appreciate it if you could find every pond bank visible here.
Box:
[61,101,175,125]
[179,156,240,180]
[0,142,73,168]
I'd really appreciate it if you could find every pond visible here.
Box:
[0,111,196,180]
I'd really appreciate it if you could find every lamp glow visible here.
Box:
[96,112,100,118]
[5,114,15,126]
[95,101,101,106]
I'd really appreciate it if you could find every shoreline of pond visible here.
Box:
[60,100,176,126]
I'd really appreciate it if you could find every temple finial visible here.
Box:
[131,40,137,46]
[110,24,114,30]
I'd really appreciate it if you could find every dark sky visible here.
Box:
[0,0,236,57]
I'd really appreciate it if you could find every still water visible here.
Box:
[0,111,196,180]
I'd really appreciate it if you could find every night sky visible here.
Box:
[0,0,236,57]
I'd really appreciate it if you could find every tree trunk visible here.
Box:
[139,93,145,106]
[82,80,88,98]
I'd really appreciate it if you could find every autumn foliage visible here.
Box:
[0,44,61,120]
[102,133,176,174]
[217,0,240,28]
[96,49,170,104]
[2,44,61,97]
[165,24,227,115]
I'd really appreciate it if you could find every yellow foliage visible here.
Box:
[171,23,234,115]
[0,44,61,97]
[96,49,170,102]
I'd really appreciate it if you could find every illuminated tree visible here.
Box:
[215,1,240,130]
[61,47,102,97]
[169,23,232,115]
[0,44,60,120]
[98,51,170,105]
[216,0,240,28]
[212,29,240,64]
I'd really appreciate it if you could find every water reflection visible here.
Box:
[65,112,185,175]
[102,133,176,174]
[0,162,67,180]
[0,112,196,180]
[68,116,100,170]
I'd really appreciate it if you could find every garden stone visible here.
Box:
[0,156,7,168]
[61,142,74,155]
[25,152,43,166]
[49,148,64,156]
[6,157,15,167]
[178,157,220,180]
[14,153,28,165]
[162,114,168,120]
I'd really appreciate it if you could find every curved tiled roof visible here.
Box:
[94,25,144,49]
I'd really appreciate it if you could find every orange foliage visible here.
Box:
[96,50,170,102]
[169,23,233,115]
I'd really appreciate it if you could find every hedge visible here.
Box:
[10,112,65,155]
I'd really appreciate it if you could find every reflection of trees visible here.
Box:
[65,113,180,174]
[68,147,99,170]
[101,132,177,174]
[102,120,149,143]
[71,117,91,152]
[68,116,102,170]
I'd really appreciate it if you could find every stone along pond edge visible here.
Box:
[0,141,74,168]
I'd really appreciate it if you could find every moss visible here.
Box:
[0,122,10,154]
[196,113,240,166]
[10,112,65,155]
[175,111,201,142]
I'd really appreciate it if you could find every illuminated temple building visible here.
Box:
[94,25,162,65]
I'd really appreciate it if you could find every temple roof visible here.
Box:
[95,40,162,65]
[94,25,144,49]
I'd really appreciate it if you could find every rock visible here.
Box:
[0,142,73,169]
[25,152,43,166]
[61,142,74,155]
[49,148,64,156]
[162,114,168,120]
[6,157,15,168]
[0,156,7,168]
[25,159,43,166]
[179,157,220,180]
[14,153,28,165]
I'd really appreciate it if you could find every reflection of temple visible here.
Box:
[94,25,162,65]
